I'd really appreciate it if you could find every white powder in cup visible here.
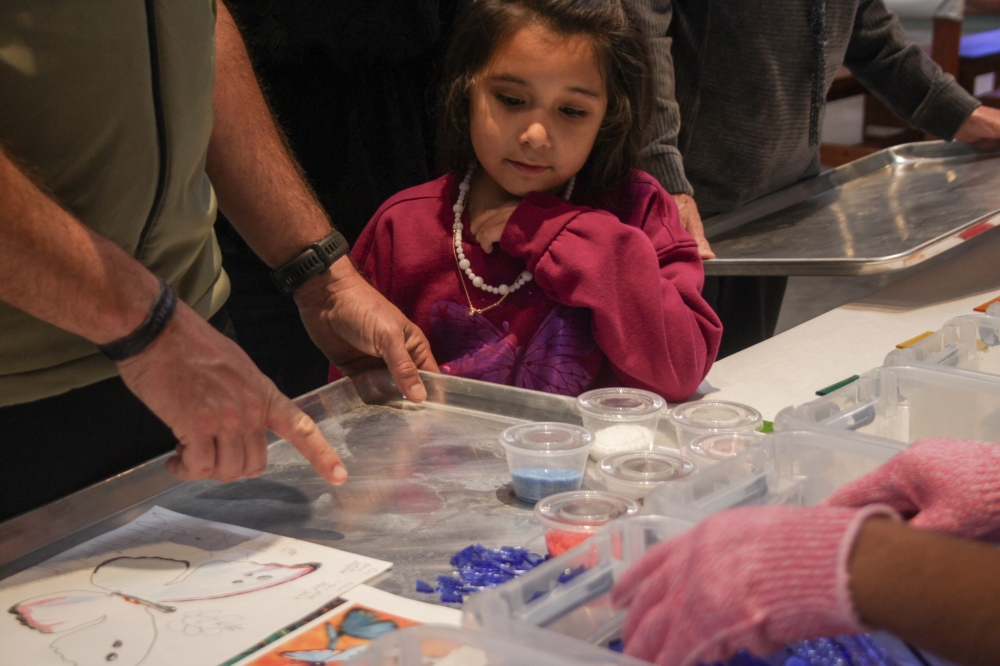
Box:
[589,424,654,461]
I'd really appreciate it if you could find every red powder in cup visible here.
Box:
[544,529,592,557]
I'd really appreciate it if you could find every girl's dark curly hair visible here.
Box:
[437,0,654,197]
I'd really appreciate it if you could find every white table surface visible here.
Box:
[699,229,1000,420]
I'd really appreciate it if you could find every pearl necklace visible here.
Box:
[452,164,575,316]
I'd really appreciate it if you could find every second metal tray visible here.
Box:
[704,141,1000,276]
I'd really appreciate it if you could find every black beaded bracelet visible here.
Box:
[98,278,178,361]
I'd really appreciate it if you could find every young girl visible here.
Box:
[348,0,722,401]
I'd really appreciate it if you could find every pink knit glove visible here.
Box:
[610,504,897,666]
[824,438,1000,541]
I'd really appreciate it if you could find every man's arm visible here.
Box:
[208,3,439,394]
[850,519,1000,666]
[631,0,713,259]
[0,146,346,485]
[845,0,983,140]
[0,150,160,346]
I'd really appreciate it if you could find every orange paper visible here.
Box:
[244,604,419,666]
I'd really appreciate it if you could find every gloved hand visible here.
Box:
[610,504,898,666]
[824,438,1000,541]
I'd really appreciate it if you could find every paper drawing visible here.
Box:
[11,555,319,665]
[242,605,413,666]
[168,610,244,636]
[0,507,390,666]
[234,585,462,666]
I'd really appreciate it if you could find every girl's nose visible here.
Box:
[520,121,551,150]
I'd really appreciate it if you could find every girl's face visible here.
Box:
[469,23,608,198]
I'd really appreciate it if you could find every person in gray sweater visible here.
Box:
[634,0,1000,357]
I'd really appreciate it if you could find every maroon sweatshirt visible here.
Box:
[349,171,722,401]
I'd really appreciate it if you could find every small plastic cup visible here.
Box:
[500,422,593,503]
[595,449,695,501]
[576,388,666,462]
[534,490,640,557]
[687,431,768,466]
[668,400,763,451]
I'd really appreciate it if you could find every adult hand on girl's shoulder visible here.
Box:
[293,256,440,402]
[674,194,715,260]
[469,199,521,253]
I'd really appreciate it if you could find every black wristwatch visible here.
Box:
[271,230,350,294]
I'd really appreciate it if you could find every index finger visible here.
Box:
[266,393,348,485]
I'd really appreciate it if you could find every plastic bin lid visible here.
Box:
[597,450,694,488]
[534,490,639,532]
[576,388,665,421]
[500,422,593,453]
[668,400,763,431]
[689,431,767,460]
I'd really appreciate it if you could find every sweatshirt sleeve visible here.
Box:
[632,0,693,197]
[350,205,394,296]
[499,182,722,401]
[844,0,979,140]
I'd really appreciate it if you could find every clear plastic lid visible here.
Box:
[500,422,593,454]
[597,450,694,488]
[668,400,763,432]
[576,388,665,421]
[534,490,639,533]
[689,431,767,461]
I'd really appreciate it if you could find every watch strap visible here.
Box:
[271,230,350,294]
[98,278,178,361]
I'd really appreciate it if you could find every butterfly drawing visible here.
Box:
[430,301,598,396]
[10,556,318,666]
[279,608,398,665]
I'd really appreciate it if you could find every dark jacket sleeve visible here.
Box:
[844,0,980,139]
[633,0,694,196]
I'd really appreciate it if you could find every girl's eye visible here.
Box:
[560,107,587,119]
[495,93,524,108]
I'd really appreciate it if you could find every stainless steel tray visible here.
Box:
[0,372,675,601]
[703,141,1000,276]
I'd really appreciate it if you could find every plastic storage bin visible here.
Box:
[775,364,1000,444]
[465,515,695,646]
[643,428,902,521]
[884,314,1000,379]
[464,511,920,666]
[346,623,651,666]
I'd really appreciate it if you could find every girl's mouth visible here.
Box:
[508,159,549,175]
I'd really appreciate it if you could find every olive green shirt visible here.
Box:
[0,0,230,406]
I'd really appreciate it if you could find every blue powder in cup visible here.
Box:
[511,468,583,502]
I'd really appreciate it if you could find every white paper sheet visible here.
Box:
[0,507,390,666]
